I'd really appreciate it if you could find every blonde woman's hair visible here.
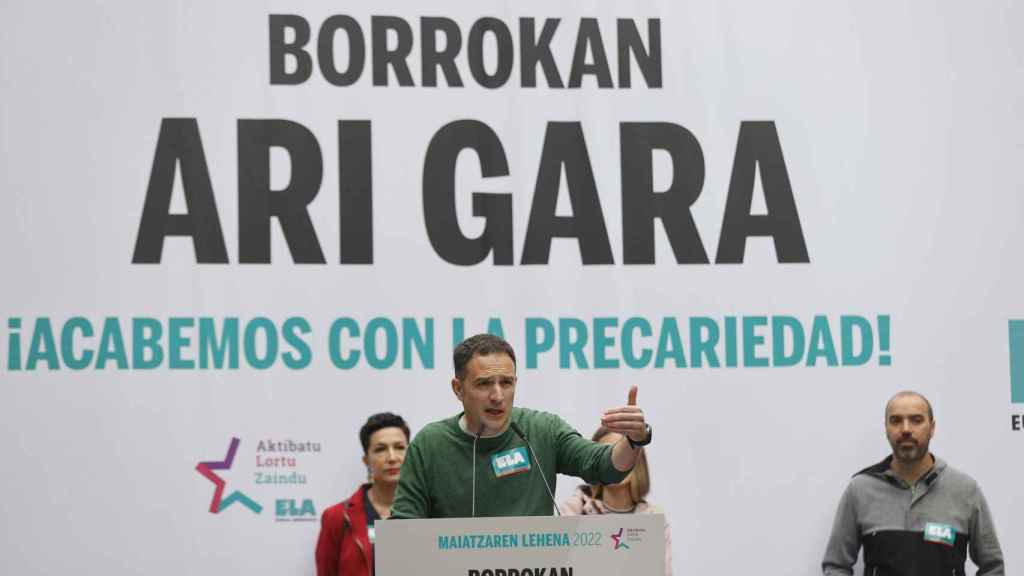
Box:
[590,426,650,503]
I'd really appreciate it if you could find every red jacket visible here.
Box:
[315,484,373,576]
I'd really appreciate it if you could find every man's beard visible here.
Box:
[892,438,929,463]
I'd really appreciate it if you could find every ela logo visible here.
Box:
[275,499,317,522]
[491,447,531,477]
[923,522,956,547]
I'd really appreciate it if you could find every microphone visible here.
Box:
[471,423,484,517]
[510,422,561,516]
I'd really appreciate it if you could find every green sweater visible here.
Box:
[390,407,628,518]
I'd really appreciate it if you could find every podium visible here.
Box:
[376,514,664,576]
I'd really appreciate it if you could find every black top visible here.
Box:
[363,484,380,547]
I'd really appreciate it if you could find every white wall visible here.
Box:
[1,1,1021,574]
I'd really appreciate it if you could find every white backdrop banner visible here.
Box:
[2,1,1022,575]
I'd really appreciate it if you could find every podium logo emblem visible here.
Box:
[610,528,630,550]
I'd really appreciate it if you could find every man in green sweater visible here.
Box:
[391,333,652,519]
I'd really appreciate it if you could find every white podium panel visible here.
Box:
[377,515,664,576]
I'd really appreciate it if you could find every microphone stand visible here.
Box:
[471,424,484,517]
[510,422,561,516]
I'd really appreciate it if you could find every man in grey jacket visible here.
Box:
[822,391,1004,576]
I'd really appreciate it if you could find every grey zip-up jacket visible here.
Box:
[822,455,1004,576]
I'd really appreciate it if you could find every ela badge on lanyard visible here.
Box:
[491,446,531,478]
[923,522,956,547]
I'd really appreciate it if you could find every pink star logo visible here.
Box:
[196,437,262,514]
[610,528,629,550]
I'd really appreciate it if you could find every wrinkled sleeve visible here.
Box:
[552,416,629,485]
[390,440,430,519]
[969,485,1005,576]
[822,483,860,576]
[314,506,342,576]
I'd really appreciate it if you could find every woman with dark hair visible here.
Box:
[559,426,673,576]
[316,413,410,576]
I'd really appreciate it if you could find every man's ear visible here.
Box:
[451,378,463,401]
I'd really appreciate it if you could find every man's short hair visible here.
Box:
[885,390,934,422]
[453,333,517,379]
[359,412,410,454]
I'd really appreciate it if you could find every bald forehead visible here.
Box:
[885,392,933,420]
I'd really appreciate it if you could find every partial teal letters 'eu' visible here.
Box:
[1010,321,1024,404]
